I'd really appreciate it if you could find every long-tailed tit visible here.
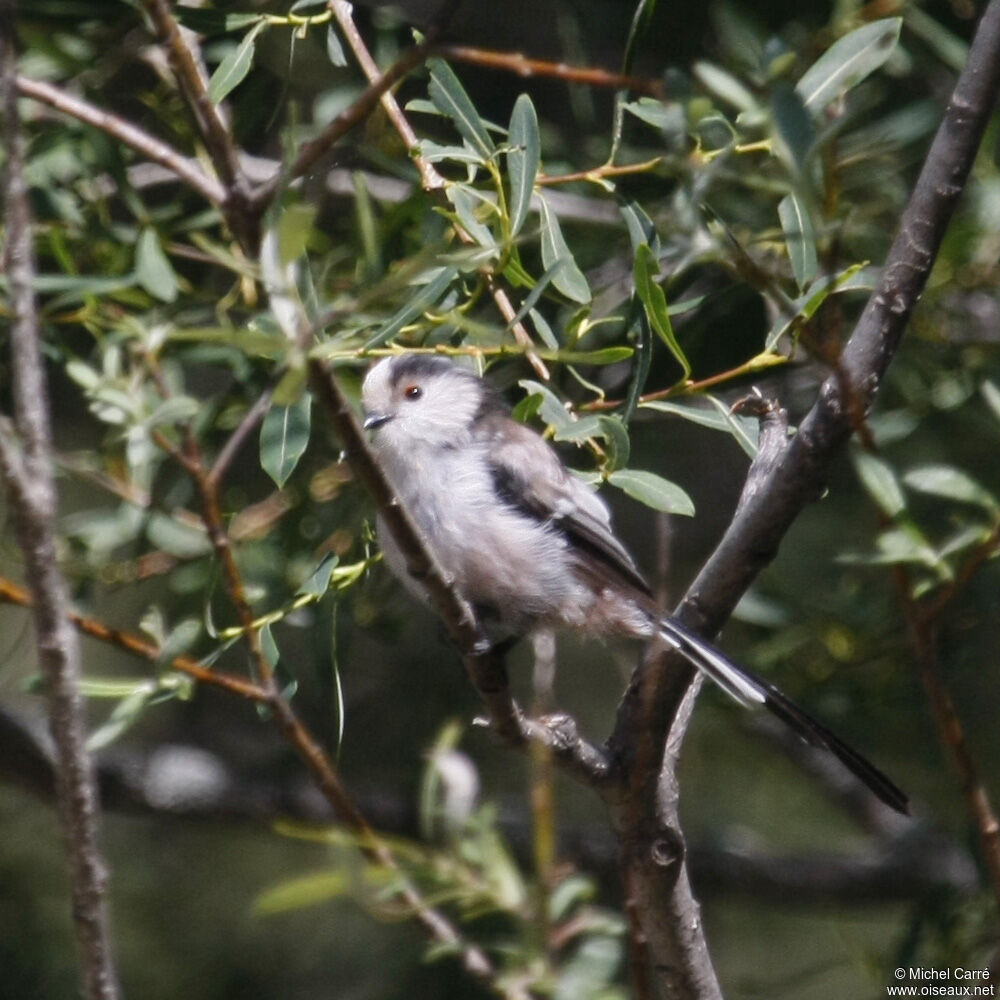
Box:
[362,354,908,814]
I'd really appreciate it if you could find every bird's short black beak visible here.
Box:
[363,412,392,430]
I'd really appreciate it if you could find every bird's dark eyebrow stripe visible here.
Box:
[388,355,454,388]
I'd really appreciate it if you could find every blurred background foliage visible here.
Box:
[1,0,999,997]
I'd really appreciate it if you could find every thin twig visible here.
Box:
[14,75,227,206]
[0,7,120,995]
[435,44,664,97]
[330,0,444,191]
[328,1,548,377]
[140,0,256,250]
[249,38,437,211]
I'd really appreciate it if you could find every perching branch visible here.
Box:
[607,1,1000,996]
[0,6,120,997]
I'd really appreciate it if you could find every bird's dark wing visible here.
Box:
[473,410,652,598]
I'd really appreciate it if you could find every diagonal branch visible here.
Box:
[15,75,227,207]
[0,6,120,997]
[140,0,257,251]
[606,1,1000,996]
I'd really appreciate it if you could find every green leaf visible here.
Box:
[507,94,540,237]
[364,267,458,349]
[598,415,630,471]
[518,379,572,432]
[770,81,815,167]
[903,465,1000,514]
[427,59,495,160]
[778,193,817,289]
[255,871,351,915]
[135,228,178,303]
[277,202,317,266]
[980,380,1000,423]
[692,60,758,113]
[87,683,156,752]
[325,24,347,66]
[633,243,690,378]
[446,185,495,249]
[619,200,659,254]
[297,553,339,599]
[208,21,266,104]
[172,8,261,34]
[260,392,312,488]
[607,469,694,515]
[538,197,591,304]
[795,18,902,113]
[146,514,212,558]
[641,399,759,458]
[853,450,906,518]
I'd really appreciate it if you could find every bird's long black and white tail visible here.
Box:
[657,617,909,815]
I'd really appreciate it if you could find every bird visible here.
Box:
[361,353,909,815]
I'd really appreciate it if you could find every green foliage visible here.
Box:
[4,0,1000,996]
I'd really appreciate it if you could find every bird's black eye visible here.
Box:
[403,385,422,400]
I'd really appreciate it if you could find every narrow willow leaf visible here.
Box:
[507,94,540,237]
[447,185,495,249]
[598,415,631,472]
[427,59,494,160]
[297,553,339,598]
[795,18,902,113]
[903,465,1000,513]
[364,267,458,349]
[208,21,266,104]
[260,392,312,488]
[518,379,572,432]
[608,468,694,515]
[980,380,1000,423]
[641,399,759,458]
[771,81,815,167]
[619,200,659,254]
[778,193,818,289]
[852,449,906,518]
[633,243,689,378]
[326,23,347,65]
[135,228,178,303]
[538,197,591,304]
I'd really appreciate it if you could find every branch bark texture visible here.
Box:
[0,6,120,997]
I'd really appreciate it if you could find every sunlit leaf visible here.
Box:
[208,21,266,104]
[135,228,178,303]
[427,59,495,160]
[538,197,591,304]
[633,243,689,378]
[607,468,694,515]
[853,450,906,518]
[507,94,540,237]
[778,192,817,289]
[795,18,902,113]
[260,392,312,488]
[364,267,458,349]
[903,465,1000,514]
